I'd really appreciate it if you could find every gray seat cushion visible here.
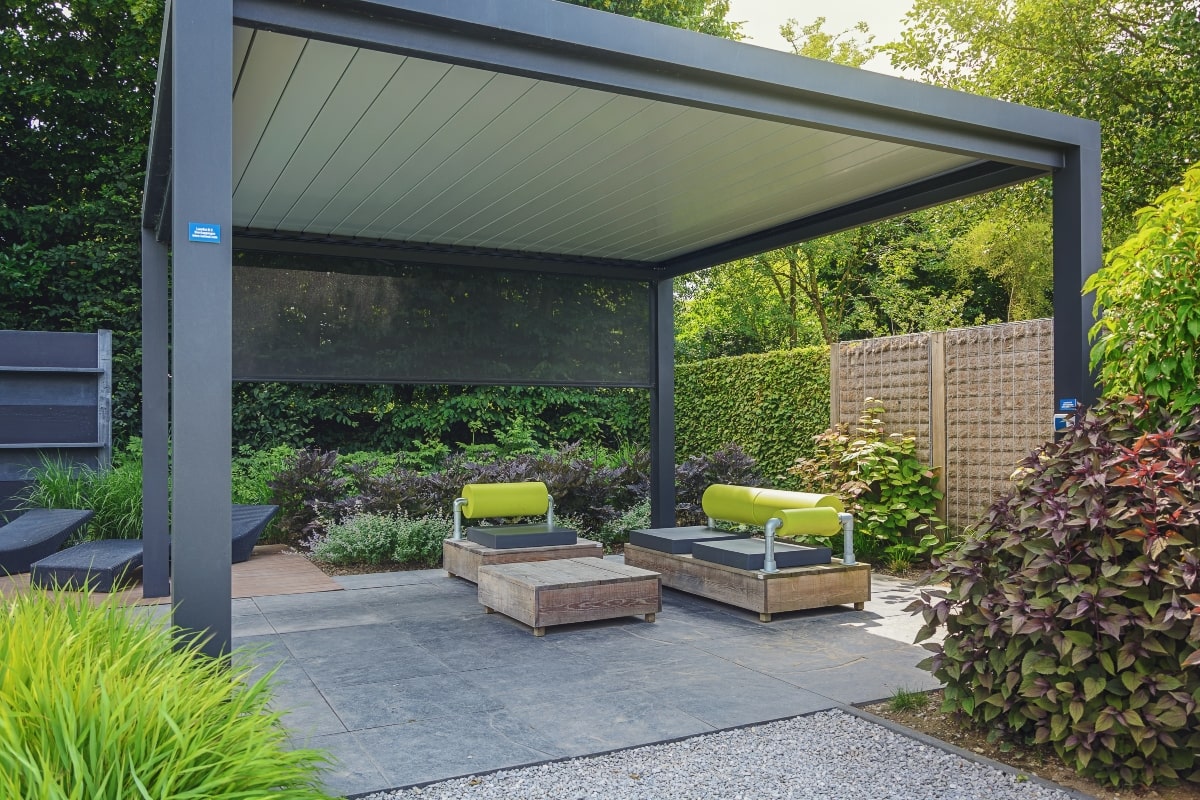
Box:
[466,524,577,549]
[691,538,832,571]
[628,526,749,554]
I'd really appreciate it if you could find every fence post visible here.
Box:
[829,342,841,427]
[929,331,948,527]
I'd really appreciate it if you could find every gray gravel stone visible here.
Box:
[360,710,1074,800]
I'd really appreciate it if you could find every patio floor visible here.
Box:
[223,557,942,797]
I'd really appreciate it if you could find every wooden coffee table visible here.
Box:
[477,557,661,636]
[443,537,602,584]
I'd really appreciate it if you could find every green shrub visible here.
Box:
[787,399,943,560]
[1086,164,1200,414]
[676,345,829,479]
[912,395,1200,787]
[596,498,652,550]
[0,591,332,799]
[310,513,449,567]
[22,442,145,541]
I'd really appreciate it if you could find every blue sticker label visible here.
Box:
[188,223,221,243]
[1057,398,1078,413]
[1054,414,1070,431]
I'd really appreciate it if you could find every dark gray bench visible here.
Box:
[0,509,94,575]
[231,504,278,563]
[32,538,144,591]
[24,504,278,592]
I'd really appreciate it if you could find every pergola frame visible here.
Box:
[141,0,1101,656]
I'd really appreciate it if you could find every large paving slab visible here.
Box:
[234,562,943,797]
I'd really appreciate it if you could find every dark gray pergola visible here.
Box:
[141,0,1101,656]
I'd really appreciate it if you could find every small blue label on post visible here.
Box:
[1054,414,1071,431]
[1057,398,1078,413]
[188,223,221,243]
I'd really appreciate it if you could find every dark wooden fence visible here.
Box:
[0,330,112,520]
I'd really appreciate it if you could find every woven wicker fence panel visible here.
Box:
[943,319,1054,531]
[836,333,931,465]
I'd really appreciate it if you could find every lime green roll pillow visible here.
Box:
[461,481,549,519]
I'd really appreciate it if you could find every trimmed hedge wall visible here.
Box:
[676,346,830,480]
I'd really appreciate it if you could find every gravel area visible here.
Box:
[359,710,1076,800]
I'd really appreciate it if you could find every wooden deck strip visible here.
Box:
[0,544,341,606]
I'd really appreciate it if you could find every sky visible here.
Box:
[725,0,914,75]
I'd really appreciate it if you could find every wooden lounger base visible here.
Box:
[622,543,870,621]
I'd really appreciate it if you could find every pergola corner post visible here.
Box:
[649,277,676,528]
[140,229,170,598]
[1052,125,1103,414]
[170,0,234,657]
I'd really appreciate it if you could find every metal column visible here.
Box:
[141,230,170,598]
[649,277,676,528]
[170,0,234,657]
[1052,132,1103,412]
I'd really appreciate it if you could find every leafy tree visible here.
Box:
[1,0,161,444]
[889,0,1200,246]
[780,16,874,64]
[1086,164,1200,415]
[558,0,741,38]
[949,205,1053,321]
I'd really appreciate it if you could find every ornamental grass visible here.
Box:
[0,590,333,799]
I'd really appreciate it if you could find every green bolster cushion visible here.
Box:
[752,488,845,513]
[771,507,842,537]
[461,482,549,519]
[701,484,762,526]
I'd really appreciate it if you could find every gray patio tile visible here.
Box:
[323,673,503,731]
[356,712,557,788]
[251,590,355,614]
[459,653,608,704]
[334,570,442,589]
[300,642,449,690]
[297,731,391,798]
[652,671,832,729]
[416,628,576,671]
[278,622,414,660]
[506,688,713,757]
[271,679,346,738]
[261,603,389,634]
[777,649,941,705]
[320,678,448,731]
[694,636,860,674]
[230,611,275,637]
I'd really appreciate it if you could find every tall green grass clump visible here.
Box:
[0,591,334,799]
[22,442,145,540]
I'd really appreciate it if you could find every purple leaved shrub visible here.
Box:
[913,395,1200,787]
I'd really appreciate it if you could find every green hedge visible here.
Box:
[676,346,830,480]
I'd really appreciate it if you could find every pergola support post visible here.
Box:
[1052,133,1103,414]
[170,0,234,657]
[140,230,170,599]
[649,277,676,528]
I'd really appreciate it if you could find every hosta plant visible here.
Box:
[912,395,1200,787]
[0,590,332,799]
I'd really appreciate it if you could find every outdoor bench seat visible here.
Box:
[0,509,94,575]
[623,484,870,620]
[444,481,598,583]
[231,504,279,563]
[31,538,144,592]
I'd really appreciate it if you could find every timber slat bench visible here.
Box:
[624,484,871,622]
[478,556,661,636]
[444,481,601,583]
[0,509,94,575]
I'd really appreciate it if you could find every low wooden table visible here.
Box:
[477,557,661,636]
[443,536,602,584]
[623,543,870,622]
